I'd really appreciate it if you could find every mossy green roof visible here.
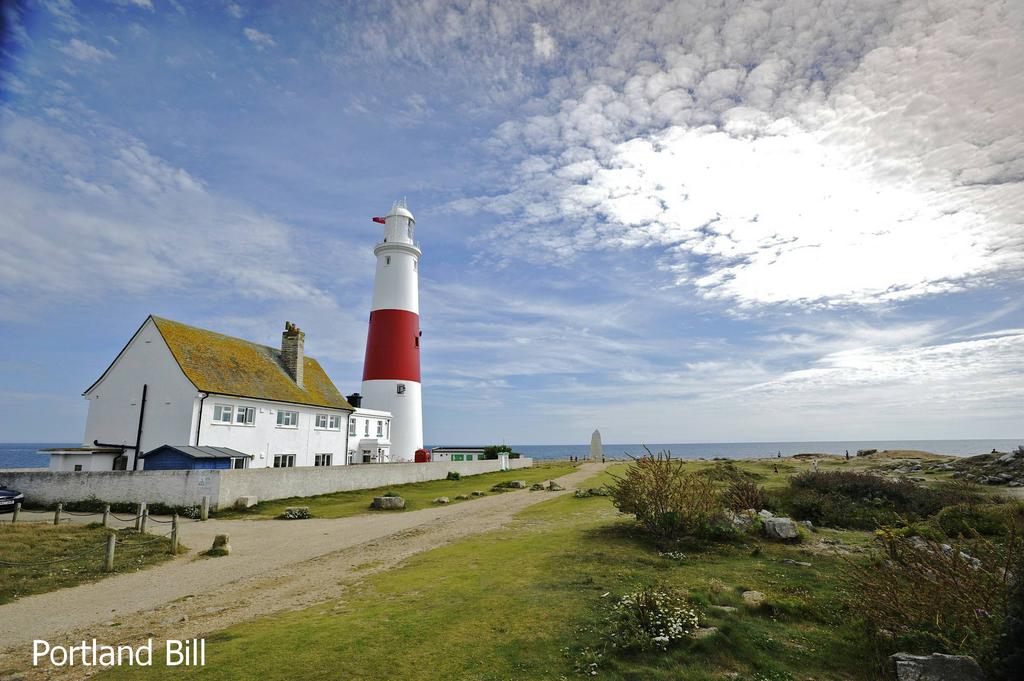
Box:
[151,316,352,410]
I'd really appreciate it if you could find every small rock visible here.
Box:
[890,652,984,681]
[547,481,565,491]
[371,496,406,510]
[530,483,545,491]
[782,559,812,567]
[741,590,765,607]
[821,537,842,545]
[727,510,755,532]
[508,480,528,489]
[757,509,774,519]
[455,494,470,500]
[798,520,814,530]
[432,497,450,504]
[709,605,738,613]
[763,517,799,540]
[207,534,231,556]
[693,626,719,639]
[470,490,486,497]
[998,452,1018,464]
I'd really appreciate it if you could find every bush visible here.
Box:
[779,471,978,529]
[603,587,701,652]
[277,507,311,520]
[609,450,729,542]
[723,478,766,512]
[847,528,1023,672]
[446,471,461,481]
[937,504,1014,537]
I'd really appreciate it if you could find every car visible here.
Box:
[0,486,24,513]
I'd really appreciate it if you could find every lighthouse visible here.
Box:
[361,199,423,462]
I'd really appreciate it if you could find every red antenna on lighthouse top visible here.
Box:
[372,216,386,224]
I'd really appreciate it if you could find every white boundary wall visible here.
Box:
[0,458,533,510]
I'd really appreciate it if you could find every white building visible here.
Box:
[47,316,390,471]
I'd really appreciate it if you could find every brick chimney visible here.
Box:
[281,321,305,388]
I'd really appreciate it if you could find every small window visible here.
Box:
[415,336,419,348]
[316,413,328,429]
[349,419,357,436]
[385,255,391,266]
[413,260,418,271]
[276,410,299,427]
[329,414,341,429]
[273,454,296,468]
[234,407,255,425]
[397,384,406,395]
[364,419,369,437]
[74,464,83,472]
[376,420,383,437]
[314,453,332,466]
[231,458,247,469]
[213,404,233,423]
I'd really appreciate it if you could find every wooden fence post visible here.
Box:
[135,502,146,531]
[104,533,116,572]
[12,502,20,523]
[170,514,179,554]
[54,502,62,526]
[102,504,110,528]
[200,496,209,522]
[139,507,149,534]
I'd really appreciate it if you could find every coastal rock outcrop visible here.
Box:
[890,652,984,681]
[763,517,799,540]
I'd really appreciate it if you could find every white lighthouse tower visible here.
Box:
[361,199,423,462]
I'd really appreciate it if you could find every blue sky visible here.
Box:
[1,0,1022,445]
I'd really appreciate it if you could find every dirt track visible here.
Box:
[0,463,606,678]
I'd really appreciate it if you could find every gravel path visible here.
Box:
[0,463,607,678]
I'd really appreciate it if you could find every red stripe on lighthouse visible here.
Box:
[362,309,421,382]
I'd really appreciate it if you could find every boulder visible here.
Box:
[530,483,545,491]
[208,534,231,557]
[798,520,814,530]
[757,510,774,519]
[470,490,486,497]
[741,590,765,607]
[547,481,565,491]
[998,452,1018,464]
[763,517,799,540]
[726,510,756,532]
[235,495,258,509]
[371,496,406,510]
[890,653,984,681]
[508,480,528,489]
[432,497,450,504]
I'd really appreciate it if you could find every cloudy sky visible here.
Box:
[0,0,1021,445]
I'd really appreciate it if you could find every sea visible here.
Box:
[3,439,1021,469]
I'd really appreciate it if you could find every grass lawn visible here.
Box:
[0,523,177,604]
[215,460,574,519]
[100,464,879,681]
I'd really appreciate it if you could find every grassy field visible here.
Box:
[100,463,881,681]
[215,460,573,519]
[0,523,177,604]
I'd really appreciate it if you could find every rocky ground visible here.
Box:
[870,446,1024,487]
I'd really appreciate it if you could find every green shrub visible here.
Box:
[937,504,1009,537]
[848,528,1023,673]
[603,586,701,652]
[723,478,766,512]
[779,471,979,529]
[446,471,461,481]
[609,450,731,542]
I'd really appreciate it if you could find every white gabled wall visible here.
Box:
[82,318,198,469]
[197,396,351,467]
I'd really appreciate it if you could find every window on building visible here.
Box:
[314,453,332,466]
[376,420,383,437]
[315,413,328,429]
[397,384,406,395]
[349,418,357,436]
[234,407,255,425]
[276,410,299,427]
[273,454,296,468]
[74,464,83,472]
[385,255,391,265]
[413,260,418,271]
[231,458,247,469]
[364,419,369,437]
[329,414,341,429]
[213,404,233,423]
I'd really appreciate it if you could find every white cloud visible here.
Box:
[59,38,115,62]
[243,27,276,49]
[109,0,154,10]
[226,2,245,19]
[531,23,556,60]
[456,0,1024,308]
